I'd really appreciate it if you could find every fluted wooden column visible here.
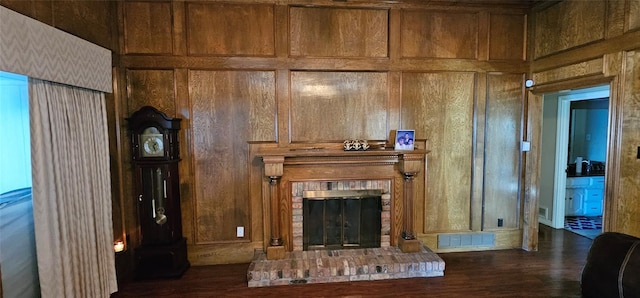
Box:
[398,153,424,253]
[263,155,285,260]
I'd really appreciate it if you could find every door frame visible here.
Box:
[551,86,610,229]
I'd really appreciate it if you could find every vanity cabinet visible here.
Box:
[565,176,604,216]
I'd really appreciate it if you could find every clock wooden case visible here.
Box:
[127,106,189,279]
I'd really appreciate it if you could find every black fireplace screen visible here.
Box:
[303,190,382,250]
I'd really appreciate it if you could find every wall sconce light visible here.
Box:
[114,240,125,253]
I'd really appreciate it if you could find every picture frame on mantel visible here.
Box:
[394,129,415,150]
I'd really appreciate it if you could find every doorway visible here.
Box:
[539,84,610,239]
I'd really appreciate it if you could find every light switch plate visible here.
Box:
[237,226,244,238]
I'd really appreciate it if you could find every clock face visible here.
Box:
[141,135,164,157]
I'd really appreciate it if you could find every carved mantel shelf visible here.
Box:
[252,145,429,259]
[258,147,429,165]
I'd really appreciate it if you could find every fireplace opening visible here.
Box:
[303,190,382,250]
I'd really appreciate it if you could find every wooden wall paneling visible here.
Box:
[472,72,486,231]
[189,70,276,243]
[52,0,115,50]
[489,13,526,61]
[523,90,542,251]
[289,71,389,142]
[483,73,524,230]
[605,0,625,38]
[533,0,606,59]
[401,72,475,232]
[388,71,401,138]
[274,4,289,58]
[288,6,389,58]
[389,8,402,61]
[0,0,52,25]
[400,10,478,59]
[107,67,126,254]
[172,1,186,56]
[175,69,194,244]
[126,69,176,116]
[186,3,275,56]
[276,69,289,145]
[629,0,640,32]
[477,11,489,61]
[532,58,604,86]
[619,50,640,238]
[604,75,621,234]
[123,1,172,54]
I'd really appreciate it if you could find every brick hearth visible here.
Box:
[247,246,445,287]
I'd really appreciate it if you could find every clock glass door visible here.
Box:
[139,165,172,245]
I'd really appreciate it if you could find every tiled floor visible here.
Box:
[564,216,602,230]
[247,246,445,287]
[564,216,602,239]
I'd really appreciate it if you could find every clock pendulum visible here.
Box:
[127,106,190,279]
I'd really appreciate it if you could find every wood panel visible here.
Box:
[126,70,175,116]
[489,13,525,61]
[52,0,114,50]
[186,3,274,56]
[401,10,478,59]
[483,73,524,230]
[619,50,640,238]
[0,0,52,25]
[0,0,114,50]
[289,7,388,58]
[290,71,388,142]
[532,58,604,86]
[124,1,173,54]
[189,70,276,243]
[400,72,475,232]
[630,0,640,32]
[533,0,606,59]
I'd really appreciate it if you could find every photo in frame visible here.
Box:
[394,129,415,150]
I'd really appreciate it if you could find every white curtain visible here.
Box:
[29,78,117,297]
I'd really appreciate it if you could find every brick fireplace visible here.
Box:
[252,144,429,258]
[247,143,445,287]
[291,180,392,251]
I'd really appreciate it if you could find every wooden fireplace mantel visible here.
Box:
[254,145,429,259]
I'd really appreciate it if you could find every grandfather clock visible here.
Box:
[127,106,189,279]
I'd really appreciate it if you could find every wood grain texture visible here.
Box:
[489,13,525,61]
[0,0,52,25]
[401,10,478,59]
[186,3,274,56]
[289,6,388,58]
[483,73,524,230]
[52,0,115,50]
[189,70,276,243]
[523,90,543,251]
[0,0,114,50]
[618,50,640,238]
[629,0,640,32]
[126,69,176,116]
[290,71,389,142]
[401,72,475,232]
[533,0,605,59]
[605,0,625,39]
[532,58,604,86]
[124,1,173,54]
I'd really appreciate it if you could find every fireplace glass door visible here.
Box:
[303,190,381,250]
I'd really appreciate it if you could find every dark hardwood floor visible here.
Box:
[113,225,593,297]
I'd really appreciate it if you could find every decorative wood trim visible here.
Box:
[255,146,428,254]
